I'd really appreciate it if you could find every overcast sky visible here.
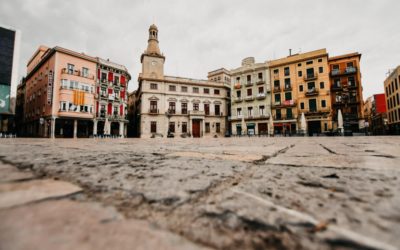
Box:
[1,0,399,99]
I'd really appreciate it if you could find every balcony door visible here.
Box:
[192,119,201,138]
[309,99,317,112]
[306,68,314,78]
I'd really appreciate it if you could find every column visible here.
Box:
[51,118,56,139]
[73,119,78,138]
[202,120,205,137]
[93,120,98,136]
[188,118,192,137]
[119,122,124,137]
[44,120,49,138]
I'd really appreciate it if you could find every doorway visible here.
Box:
[192,119,201,138]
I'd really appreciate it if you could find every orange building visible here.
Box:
[329,53,364,134]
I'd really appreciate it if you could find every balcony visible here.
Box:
[245,82,253,87]
[304,73,318,81]
[256,93,266,100]
[331,84,343,91]
[282,100,296,107]
[331,67,357,76]
[234,97,243,103]
[244,96,255,101]
[273,86,281,92]
[305,88,319,96]
[189,110,205,116]
[148,109,159,114]
[284,85,292,91]
[256,80,265,85]
[348,82,357,89]
[61,68,95,80]
[272,101,281,108]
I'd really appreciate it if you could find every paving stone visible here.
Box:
[0,163,34,183]
[0,199,209,250]
[0,179,82,208]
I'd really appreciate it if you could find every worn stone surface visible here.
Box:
[0,137,399,249]
[0,163,34,183]
[0,179,82,208]
[0,199,209,250]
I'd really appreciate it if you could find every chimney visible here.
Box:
[289,49,292,56]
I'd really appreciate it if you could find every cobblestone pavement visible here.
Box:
[0,137,399,250]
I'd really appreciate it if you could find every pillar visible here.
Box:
[73,119,77,138]
[188,119,192,136]
[51,118,56,139]
[93,120,98,135]
[119,122,124,137]
[202,120,205,137]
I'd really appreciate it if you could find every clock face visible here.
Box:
[151,61,157,66]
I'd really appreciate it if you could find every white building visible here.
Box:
[136,24,229,138]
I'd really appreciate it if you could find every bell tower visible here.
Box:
[141,24,165,79]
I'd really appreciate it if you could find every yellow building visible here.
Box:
[268,49,332,135]
[384,65,400,134]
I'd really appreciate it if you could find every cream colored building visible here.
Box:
[384,65,400,134]
[136,24,229,138]
[229,57,271,135]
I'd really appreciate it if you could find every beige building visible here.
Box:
[384,65,400,134]
[268,49,332,135]
[229,57,271,135]
[135,24,229,138]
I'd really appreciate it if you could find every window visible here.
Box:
[309,99,317,112]
[298,63,302,67]
[259,105,265,115]
[247,107,253,117]
[319,67,323,73]
[320,82,324,89]
[306,68,315,78]
[169,85,176,91]
[181,86,188,92]
[258,72,263,79]
[274,93,281,103]
[299,85,303,92]
[182,122,187,133]
[113,106,118,115]
[247,75,251,83]
[258,86,264,94]
[204,104,210,115]
[168,102,176,114]
[150,101,157,113]
[67,64,74,74]
[306,60,313,65]
[204,88,210,94]
[181,103,188,114]
[214,89,220,95]
[193,103,199,110]
[60,101,67,111]
[169,122,175,133]
[193,87,199,93]
[298,71,302,77]
[307,82,315,90]
[276,109,281,119]
[274,80,280,89]
[321,100,326,108]
[236,90,241,98]
[236,76,240,82]
[285,92,292,101]
[216,123,220,133]
[348,76,355,86]
[82,67,89,77]
[205,122,210,133]
[150,83,158,89]
[286,108,293,119]
[318,58,323,63]
[101,72,107,82]
[273,69,279,74]
[237,108,242,116]
[215,104,220,115]
[347,62,354,68]
[247,88,252,96]
[284,67,290,76]
[284,78,291,89]
[300,102,304,109]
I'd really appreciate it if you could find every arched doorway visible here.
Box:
[97,121,105,136]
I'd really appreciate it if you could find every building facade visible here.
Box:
[229,57,271,135]
[94,58,130,137]
[384,66,400,134]
[268,49,332,136]
[364,93,388,135]
[136,24,229,138]
[22,46,130,138]
[0,25,20,134]
[329,53,364,135]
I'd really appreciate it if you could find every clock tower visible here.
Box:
[140,24,165,79]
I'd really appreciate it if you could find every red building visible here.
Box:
[371,93,388,135]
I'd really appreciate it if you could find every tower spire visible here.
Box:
[145,24,161,56]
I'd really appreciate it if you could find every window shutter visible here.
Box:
[97,69,100,79]
[108,72,113,82]
[121,75,126,86]
[120,105,123,115]
[108,103,112,115]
